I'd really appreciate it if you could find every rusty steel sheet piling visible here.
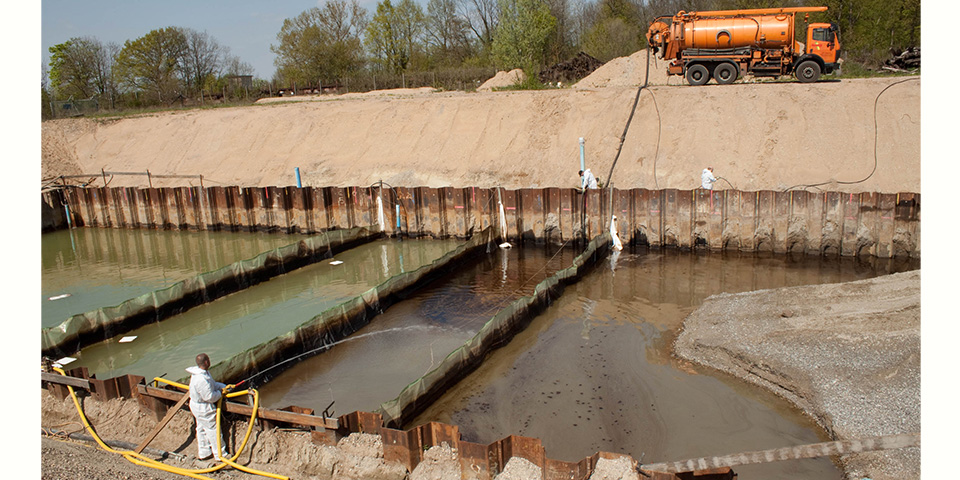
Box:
[43,185,920,258]
[44,368,736,480]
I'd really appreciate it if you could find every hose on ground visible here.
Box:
[783,76,919,192]
[52,368,287,480]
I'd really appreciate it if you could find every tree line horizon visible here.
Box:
[43,0,919,112]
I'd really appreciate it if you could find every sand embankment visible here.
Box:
[41,76,919,194]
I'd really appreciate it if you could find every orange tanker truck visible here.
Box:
[646,6,840,85]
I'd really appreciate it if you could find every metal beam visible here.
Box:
[641,433,920,474]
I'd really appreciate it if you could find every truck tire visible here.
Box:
[713,63,738,85]
[795,60,821,83]
[686,64,710,86]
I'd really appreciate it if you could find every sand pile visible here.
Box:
[574,49,676,89]
[477,69,526,91]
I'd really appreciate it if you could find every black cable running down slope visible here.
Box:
[603,46,653,192]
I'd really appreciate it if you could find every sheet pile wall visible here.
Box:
[43,186,920,258]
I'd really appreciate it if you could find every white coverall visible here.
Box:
[187,365,228,459]
[701,168,717,190]
[581,169,598,190]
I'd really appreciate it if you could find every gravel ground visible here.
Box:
[674,270,921,480]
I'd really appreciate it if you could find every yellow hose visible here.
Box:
[51,368,287,480]
[216,389,289,480]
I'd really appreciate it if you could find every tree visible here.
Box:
[366,0,426,73]
[820,0,920,66]
[426,0,472,65]
[491,0,557,72]
[459,0,500,55]
[579,0,642,62]
[48,36,115,100]
[115,27,188,104]
[542,0,576,65]
[182,29,227,96]
[42,64,53,119]
[272,0,368,86]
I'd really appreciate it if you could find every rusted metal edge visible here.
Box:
[46,371,732,480]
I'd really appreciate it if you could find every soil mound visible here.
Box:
[573,49,675,88]
[539,52,604,85]
[477,69,526,91]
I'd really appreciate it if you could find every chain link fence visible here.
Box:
[49,98,99,118]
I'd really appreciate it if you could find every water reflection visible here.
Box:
[411,247,918,479]
[69,238,461,381]
[41,227,301,328]
[258,245,576,414]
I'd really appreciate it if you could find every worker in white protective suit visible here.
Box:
[701,167,718,190]
[187,353,230,463]
[579,169,598,191]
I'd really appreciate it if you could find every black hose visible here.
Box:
[783,76,919,192]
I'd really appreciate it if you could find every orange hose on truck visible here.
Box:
[646,6,841,85]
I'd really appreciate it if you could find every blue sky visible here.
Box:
[40,0,384,80]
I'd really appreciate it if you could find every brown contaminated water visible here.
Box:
[41,227,301,328]
[410,247,919,479]
[257,244,577,414]
[67,237,461,381]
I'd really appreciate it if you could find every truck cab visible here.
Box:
[803,23,841,75]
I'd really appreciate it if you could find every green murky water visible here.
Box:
[41,227,301,328]
[66,237,460,381]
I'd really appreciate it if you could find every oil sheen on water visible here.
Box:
[257,245,576,414]
[411,247,918,479]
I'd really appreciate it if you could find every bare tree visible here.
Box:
[458,0,499,53]
[426,0,474,64]
[182,29,227,96]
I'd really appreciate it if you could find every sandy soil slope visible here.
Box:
[40,55,919,194]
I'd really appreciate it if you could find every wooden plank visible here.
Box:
[136,385,338,430]
[134,391,190,454]
[41,372,91,390]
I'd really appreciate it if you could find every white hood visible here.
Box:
[186,366,205,375]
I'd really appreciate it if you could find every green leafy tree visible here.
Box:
[819,0,920,66]
[491,0,558,72]
[271,0,368,87]
[48,36,115,100]
[115,27,188,104]
[366,0,426,73]
[580,0,642,62]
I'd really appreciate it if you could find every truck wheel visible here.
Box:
[686,64,710,86]
[714,63,738,85]
[795,60,821,83]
